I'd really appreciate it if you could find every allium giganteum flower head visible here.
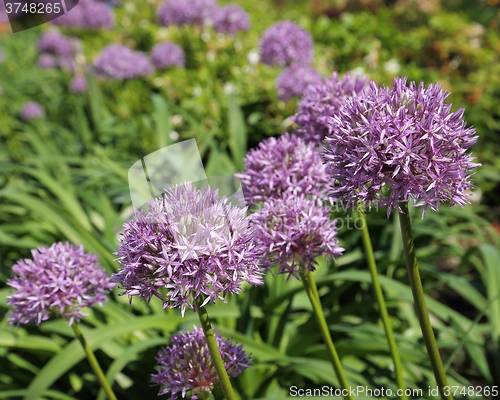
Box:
[235,133,330,206]
[151,42,185,69]
[275,64,322,102]
[7,242,115,326]
[19,101,44,120]
[151,326,250,399]
[93,44,154,80]
[113,182,264,316]
[158,0,218,27]
[52,0,115,29]
[259,21,313,66]
[324,77,481,217]
[293,72,369,143]
[250,193,344,278]
[213,4,250,35]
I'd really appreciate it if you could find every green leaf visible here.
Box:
[151,94,171,149]
[227,94,247,171]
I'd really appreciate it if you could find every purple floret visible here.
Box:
[93,44,154,80]
[324,77,481,217]
[157,0,218,27]
[112,182,264,316]
[251,193,344,278]
[259,21,313,67]
[19,102,44,120]
[293,72,369,143]
[275,64,322,101]
[235,133,330,206]
[151,326,250,399]
[52,0,115,29]
[213,4,250,35]
[70,75,88,93]
[7,242,115,326]
[151,42,185,69]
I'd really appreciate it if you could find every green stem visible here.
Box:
[357,207,408,400]
[398,203,452,400]
[194,296,237,400]
[299,270,353,400]
[71,322,117,400]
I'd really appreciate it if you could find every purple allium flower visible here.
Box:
[52,0,115,29]
[293,72,369,143]
[235,133,330,207]
[19,102,44,121]
[213,4,250,35]
[6,242,115,326]
[151,326,250,399]
[38,54,58,69]
[324,77,481,217]
[112,182,264,316]
[251,194,343,278]
[151,42,185,69]
[157,0,217,27]
[275,64,322,102]
[70,75,88,93]
[259,21,313,67]
[93,44,154,80]
[37,31,76,58]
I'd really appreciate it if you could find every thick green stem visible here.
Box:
[398,203,453,400]
[357,207,408,399]
[71,322,117,400]
[299,270,353,400]
[194,296,237,400]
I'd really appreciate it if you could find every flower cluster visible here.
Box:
[70,75,88,93]
[113,183,263,316]
[7,242,115,326]
[324,77,481,217]
[93,44,154,80]
[250,194,343,278]
[151,326,250,399]
[19,101,44,120]
[235,133,330,206]
[37,31,81,71]
[259,21,313,66]
[213,4,250,35]
[52,0,115,29]
[293,72,369,143]
[275,64,322,101]
[158,0,217,27]
[151,42,185,69]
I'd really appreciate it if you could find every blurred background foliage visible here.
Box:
[1,0,500,399]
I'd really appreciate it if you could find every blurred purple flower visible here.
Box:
[251,194,343,278]
[259,21,313,66]
[7,242,115,326]
[151,326,250,399]
[324,77,481,217]
[235,133,330,206]
[293,72,369,143]
[52,0,115,29]
[112,182,264,316]
[93,44,154,80]
[37,31,76,58]
[38,54,58,69]
[213,4,250,35]
[19,102,44,120]
[275,64,322,102]
[158,0,217,27]
[151,42,185,69]
[70,75,88,93]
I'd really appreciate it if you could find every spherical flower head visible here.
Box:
[37,31,76,58]
[251,194,343,278]
[324,77,481,218]
[276,64,322,102]
[19,102,44,121]
[93,44,154,80]
[235,133,330,207]
[293,72,369,143]
[70,75,88,93]
[151,42,185,69]
[112,182,264,316]
[259,21,313,67]
[151,325,250,399]
[38,54,57,69]
[7,242,115,326]
[213,4,250,36]
[52,0,115,29]
[158,0,217,27]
